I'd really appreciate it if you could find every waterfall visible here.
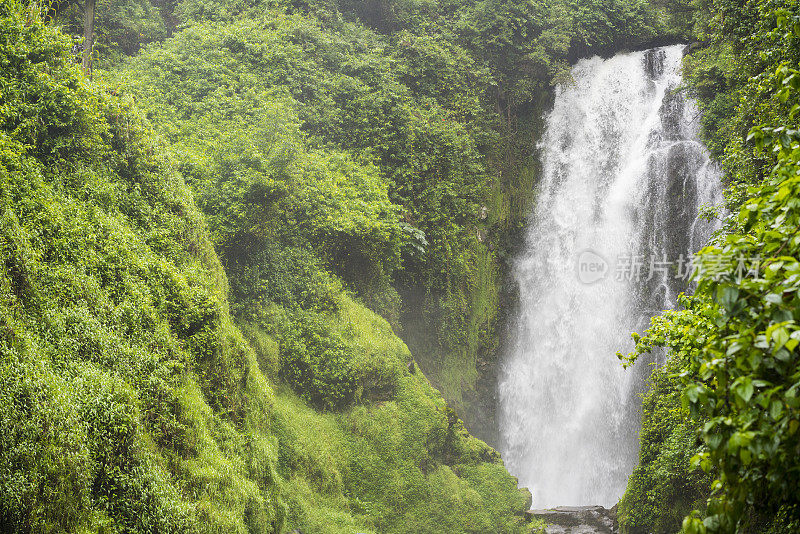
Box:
[497,46,723,508]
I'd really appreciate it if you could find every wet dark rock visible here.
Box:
[659,86,686,141]
[529,505,618,534]
[682,41,706,57]
[643,48,666,79]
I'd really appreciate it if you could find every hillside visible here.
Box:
[0,3,534,531]
[7,0,800,532]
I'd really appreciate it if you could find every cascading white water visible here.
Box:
[498,46,723,508]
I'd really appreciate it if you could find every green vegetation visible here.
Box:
[1,0,683,530]
[619,1,800,532]
[0,2,536,531]
[14,0,800,529]
[89,0,679,434]
[618,357,712,533]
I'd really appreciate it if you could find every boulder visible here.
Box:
[529,505,617,534]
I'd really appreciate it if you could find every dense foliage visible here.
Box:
[89,0,680,435]
[619,1,800,532]
[0,3,539,532]
[9,0,785,529]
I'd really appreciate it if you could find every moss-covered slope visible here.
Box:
[0,3,534,532]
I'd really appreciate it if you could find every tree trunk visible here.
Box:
[82,0,95,77]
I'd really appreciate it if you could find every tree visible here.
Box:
[81,0,94,75]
